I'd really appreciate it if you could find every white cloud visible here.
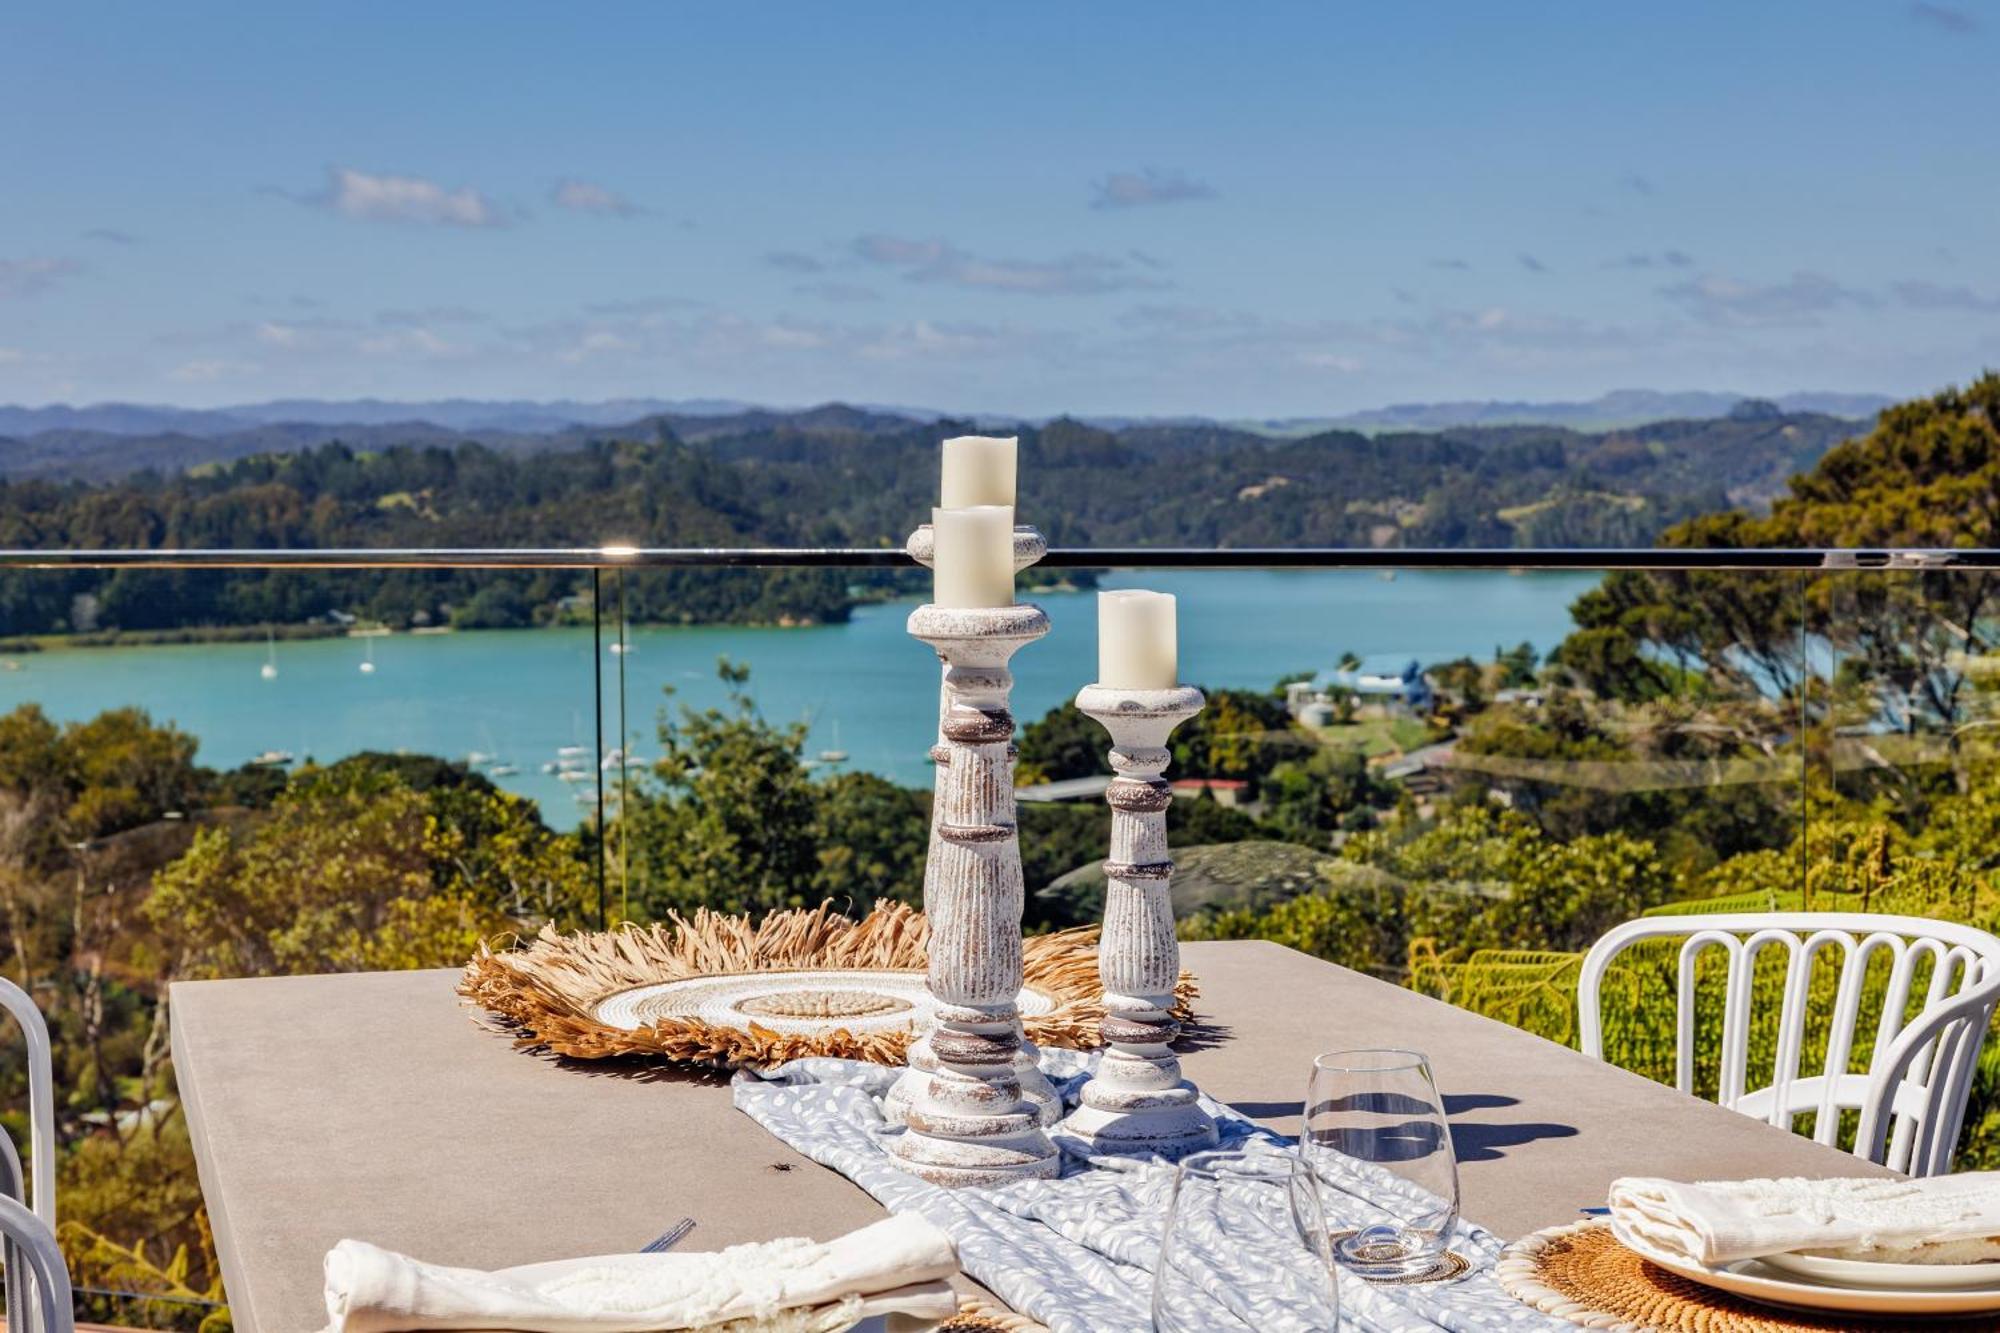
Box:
[765,251,826,273]
[308,167,504,227]
[557,330,637,364]
[852,235,953,267]
[169,358,258,382]
[1658,271,1876,327]
[1893,280,2000,313]
[0,257,81,300]
[376,305,487,327]
[550,179,643,217]
[1910,2,1978,33]
[1090,167,1218,210]
[1608,250,1695,270]
[358,327,461,358]
[851,233,1166,296]
[793,281,879,303]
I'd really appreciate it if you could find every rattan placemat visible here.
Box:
[937,1298,1049,1331]
[1496,1220,2000,1332]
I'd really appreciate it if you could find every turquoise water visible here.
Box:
[0,568,1598,828]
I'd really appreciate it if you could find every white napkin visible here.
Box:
[323,1212,961,1332]
[1610,1173,2000,1266]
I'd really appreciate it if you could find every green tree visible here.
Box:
[620,660,818,917]
[809,772,929,910]
[147,764,582,979]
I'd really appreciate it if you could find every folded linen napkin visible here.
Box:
[1610,1173,2000,1267]
[323,1212,960,1333]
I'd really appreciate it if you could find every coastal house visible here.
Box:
[1170,776,1252,809]
[1284,653,1434,718]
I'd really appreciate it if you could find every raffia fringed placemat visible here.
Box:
[937,1298,1050,1331]
[459,900,1197,1068]
[1497,1220,2000,1332]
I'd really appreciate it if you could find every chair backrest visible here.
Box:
[1578,912,2000,1176]
[0,976,64,1332]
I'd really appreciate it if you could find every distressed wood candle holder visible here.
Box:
[886,525,1060,1133]
[1059,682,1219,1156]
[886,599,1061,1185]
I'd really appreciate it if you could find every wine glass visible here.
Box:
[1152,1148,1340,1332]
[1304,1048,1460,1279]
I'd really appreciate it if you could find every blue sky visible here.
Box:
[3,2,1996,416]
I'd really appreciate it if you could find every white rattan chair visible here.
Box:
[0,976,72,1333]
[1578,913,2000,1177]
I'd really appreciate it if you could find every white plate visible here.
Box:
[1763,1249,2000,1291]
[1613,1222,2000,1317]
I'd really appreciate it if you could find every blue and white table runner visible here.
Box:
[734,1052,1569,1333]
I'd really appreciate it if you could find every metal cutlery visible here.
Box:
[639,1217,695,1254]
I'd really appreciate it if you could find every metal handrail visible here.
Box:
[0,546,1993,572]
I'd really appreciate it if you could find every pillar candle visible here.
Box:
[1098,590,1178,689]
[940,436,1018,509]
[931,506,1015,608]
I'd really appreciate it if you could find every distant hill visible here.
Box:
[1252,389,1893,436]
[0,386,1888,463]
[0,397,766,439]
[0,403,939,482]
[0,402,1871,636]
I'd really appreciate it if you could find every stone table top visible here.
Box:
[172,939,1888,1332]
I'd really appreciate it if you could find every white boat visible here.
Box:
[608,640,635,656]
[557,744,588,758]
[359,638,376,674]
[558,769,593,783]
[487,763,518,777]
[248,749,294,767]
[260,630,278,680]
[818,720,848,764]
[466,750,494,766]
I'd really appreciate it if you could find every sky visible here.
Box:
[2,1,1997,417]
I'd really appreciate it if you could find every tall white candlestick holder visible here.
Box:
[1059,683,1218,1156]
[886,600,1061,1185]
[885,525,1060,1133]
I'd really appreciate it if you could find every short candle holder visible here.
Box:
[1059,682,1218,1156]
[886,601,1061,1185]
[885,525,1060,1132]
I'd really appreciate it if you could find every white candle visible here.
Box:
[1098,590,1178,689]
[940,435,1018,509]
[931,506,1015,608]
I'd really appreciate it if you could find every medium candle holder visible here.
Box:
[1059,682,1218,1156]
[886,601,1061,1185]
[885,525,1060,1132]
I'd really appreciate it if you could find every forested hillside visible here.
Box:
[0,402,1858,638]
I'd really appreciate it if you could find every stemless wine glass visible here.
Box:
[1152,1149,1340,1332]
[1304,1048,1460,1279]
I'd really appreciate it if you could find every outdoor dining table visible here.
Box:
[172,938,1893,1333]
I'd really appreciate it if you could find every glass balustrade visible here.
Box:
[2,546,1999,1323]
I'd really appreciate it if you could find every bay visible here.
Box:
[0,568,1598,828]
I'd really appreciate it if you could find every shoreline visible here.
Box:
[0,613,853,655]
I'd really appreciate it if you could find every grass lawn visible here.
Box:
[1301,715,1440,758]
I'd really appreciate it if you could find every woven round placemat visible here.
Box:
[937,1298,1048,1331]
[1496,1220,2000,1332]
[460,901,1197,1069]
